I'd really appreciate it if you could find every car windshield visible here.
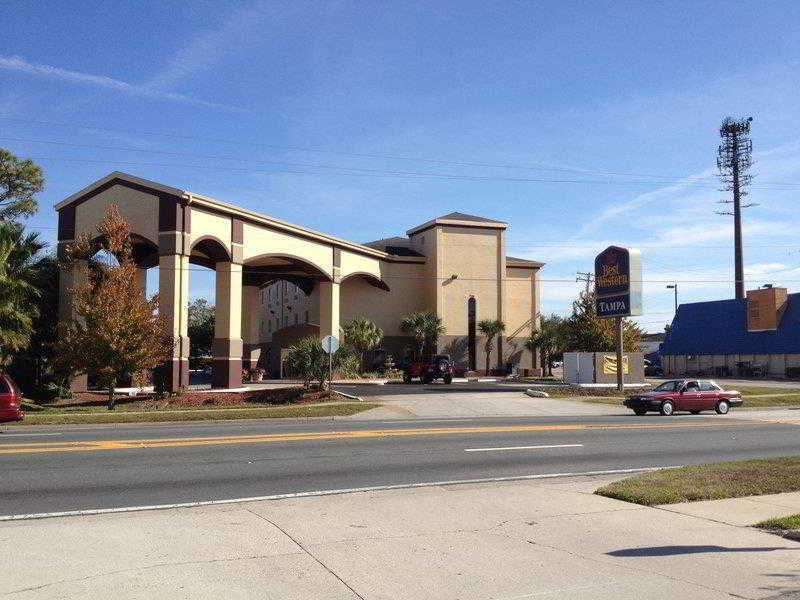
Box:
[653,380,681,392]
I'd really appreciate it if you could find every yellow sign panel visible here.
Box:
[603,355,629,375]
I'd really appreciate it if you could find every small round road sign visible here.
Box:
[321,335,339,354]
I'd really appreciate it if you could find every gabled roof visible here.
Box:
[407,211,507,235]
[661,293,800,355]
[55,172,388,260]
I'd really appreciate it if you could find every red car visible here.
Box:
[624,379,742,416]
[0,373,24,423]
[403,354,454,384]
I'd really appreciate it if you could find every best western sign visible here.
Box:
[594,246,642,318]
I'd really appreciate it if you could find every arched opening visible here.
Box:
[468,296,477,371]
[340,271,390,292]
[242,254,332,379]
[187,237,233,388]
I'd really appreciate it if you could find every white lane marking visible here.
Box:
[0,433,63,438]
[464,444,584,452]
[0,466,680,522]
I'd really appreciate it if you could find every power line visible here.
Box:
[0,115,730,180]
[3,116,800,189]
[21,154,800,189]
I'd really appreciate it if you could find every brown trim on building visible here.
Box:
[183,202,191,233]
[212,358,243,389]
[232,218,244,244]
[159,196,184,232]
[213,337,244,358]
[409,222,507,237]
[58,177,183,215]
[57,205,76,241]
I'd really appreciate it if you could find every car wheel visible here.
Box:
[660,400,675,416]
[716,400,730,415]
[633,408,647,416]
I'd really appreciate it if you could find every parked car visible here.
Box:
[403,354,454,384]
[0,373,24,423]
[624,379,742,416]
[643,359,663,376]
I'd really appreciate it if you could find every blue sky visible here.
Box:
[2,0,800,332]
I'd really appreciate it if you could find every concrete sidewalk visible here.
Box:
[3,476,798,599]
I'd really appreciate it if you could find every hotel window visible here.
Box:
[294,313,298,325]
[305,310,309,323]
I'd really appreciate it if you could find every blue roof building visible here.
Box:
[661,289,800,378]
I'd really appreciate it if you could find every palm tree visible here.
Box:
[478,319,506,374]
[343,317,383,373]
[0,222,44,365]
[525,314,564,376]
[400,311,446,358]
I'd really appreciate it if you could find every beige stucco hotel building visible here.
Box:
[57,173,543,390]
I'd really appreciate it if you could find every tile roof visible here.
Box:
[661,293,800,355]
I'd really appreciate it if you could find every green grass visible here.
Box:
[8,402,379,426]
[755,514,800,531]
[595,457,800,505]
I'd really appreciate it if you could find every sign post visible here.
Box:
[321,335,340,393]
[594,246,642,391]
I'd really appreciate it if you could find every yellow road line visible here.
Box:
[0,420,774,455]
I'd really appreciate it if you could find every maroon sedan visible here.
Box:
[0,373,24,423]
[625,379,742,416]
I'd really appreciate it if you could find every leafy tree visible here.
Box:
[478,318,506,372]
[0,149,45,221]
[342,317,383,373]
[0,222,45,365]
[55,205,174,409]
[400,311,446,357]
[188,298,215,357]
[561,291,641,352]
[525,314,565,376]
[8,255,60,395]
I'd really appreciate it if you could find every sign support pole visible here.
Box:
[615,316,624,391]
[328,350,332,393]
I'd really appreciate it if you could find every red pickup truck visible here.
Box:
[0,373,24,423]
[625,379,742,416]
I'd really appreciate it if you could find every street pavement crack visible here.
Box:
[246,508,366,600]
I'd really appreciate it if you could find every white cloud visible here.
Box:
[146,2,297,91]
[0,55,231,109]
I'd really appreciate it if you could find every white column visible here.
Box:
[159,254,190,391]
[319,280,340,339]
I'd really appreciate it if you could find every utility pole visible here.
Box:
[615,316,624,391]
[666,284,678,314]
[716,117,755,300]
[576,272,594,294]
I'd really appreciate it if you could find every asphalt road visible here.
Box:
[2,412,799,518]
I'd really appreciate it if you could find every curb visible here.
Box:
[333,389,364,402]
